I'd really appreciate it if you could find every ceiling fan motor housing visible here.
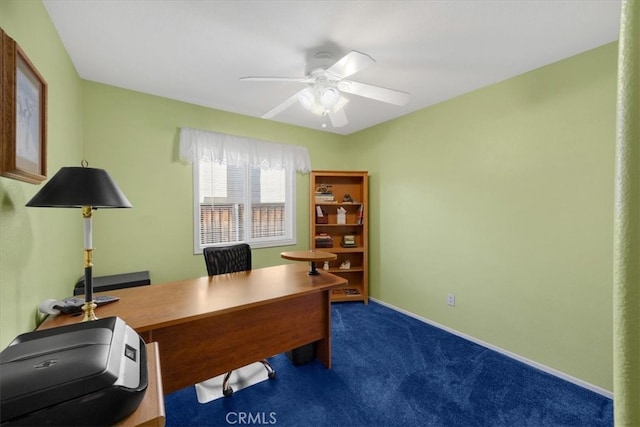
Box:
[305,51,337,75]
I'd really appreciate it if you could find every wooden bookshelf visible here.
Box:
[310,171,368,303]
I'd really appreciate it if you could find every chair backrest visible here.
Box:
[203,244,252,276]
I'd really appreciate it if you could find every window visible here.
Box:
[194,161,294,251]
[179,127,311,253]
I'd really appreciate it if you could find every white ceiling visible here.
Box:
[43,0,621,135]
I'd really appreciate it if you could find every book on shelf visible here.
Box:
[356,204,364,224]
[314,232,333,248]
[316,241,333,248]
[315,206,328,224]
[315,193,335,203]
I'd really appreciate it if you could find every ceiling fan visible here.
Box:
[240,51,410,128]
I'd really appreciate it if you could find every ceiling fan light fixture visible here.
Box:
[320,87,340,109]
[310,102,326,116]
[298,88,316,111]
[298,86,328,116]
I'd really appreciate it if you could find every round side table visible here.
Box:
[280,250,337,275]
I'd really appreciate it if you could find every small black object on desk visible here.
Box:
[74,271,150,295]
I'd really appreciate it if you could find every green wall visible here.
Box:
[81,81,346,283]
[349,43,616,391]
[0,0,83,347]
[0,0,618,394]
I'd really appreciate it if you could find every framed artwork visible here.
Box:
[1,29,47,184]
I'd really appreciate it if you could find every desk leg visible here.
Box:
[314,290,332,368]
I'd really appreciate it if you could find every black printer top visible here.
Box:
[0,317,121,422]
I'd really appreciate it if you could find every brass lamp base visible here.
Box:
[82,301,98,322]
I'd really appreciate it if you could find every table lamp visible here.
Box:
[26,161,132,321]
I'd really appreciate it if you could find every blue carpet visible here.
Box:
[164,301,613,426]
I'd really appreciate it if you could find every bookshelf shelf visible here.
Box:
[326,267,364,273]
[315,202,364,206]
[311,170,368,304]
[316,224,364,227]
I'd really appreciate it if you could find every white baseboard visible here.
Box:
[369,297,614,400]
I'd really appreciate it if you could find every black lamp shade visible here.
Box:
[26,167,132,208]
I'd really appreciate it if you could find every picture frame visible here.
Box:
[1,29,47,184]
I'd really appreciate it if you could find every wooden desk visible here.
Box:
[117,342,165,427]
[39,264,346,394]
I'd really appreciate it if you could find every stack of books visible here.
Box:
[314,233,333,248]
[315,191,335,203]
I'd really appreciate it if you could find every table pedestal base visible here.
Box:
[308,262,320,275]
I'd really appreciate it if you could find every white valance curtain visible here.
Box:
[179,127,312,173]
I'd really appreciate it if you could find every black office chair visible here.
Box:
[202,243,276,397]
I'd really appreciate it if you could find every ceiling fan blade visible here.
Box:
[261,91,302,119]
[240,76,312,83]
[328,107,348,128]
[326,51,375,79]
[338,80,410,106]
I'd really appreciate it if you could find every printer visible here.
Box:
[0,317,147,426]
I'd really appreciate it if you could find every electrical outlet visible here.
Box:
[447,294,455,307]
